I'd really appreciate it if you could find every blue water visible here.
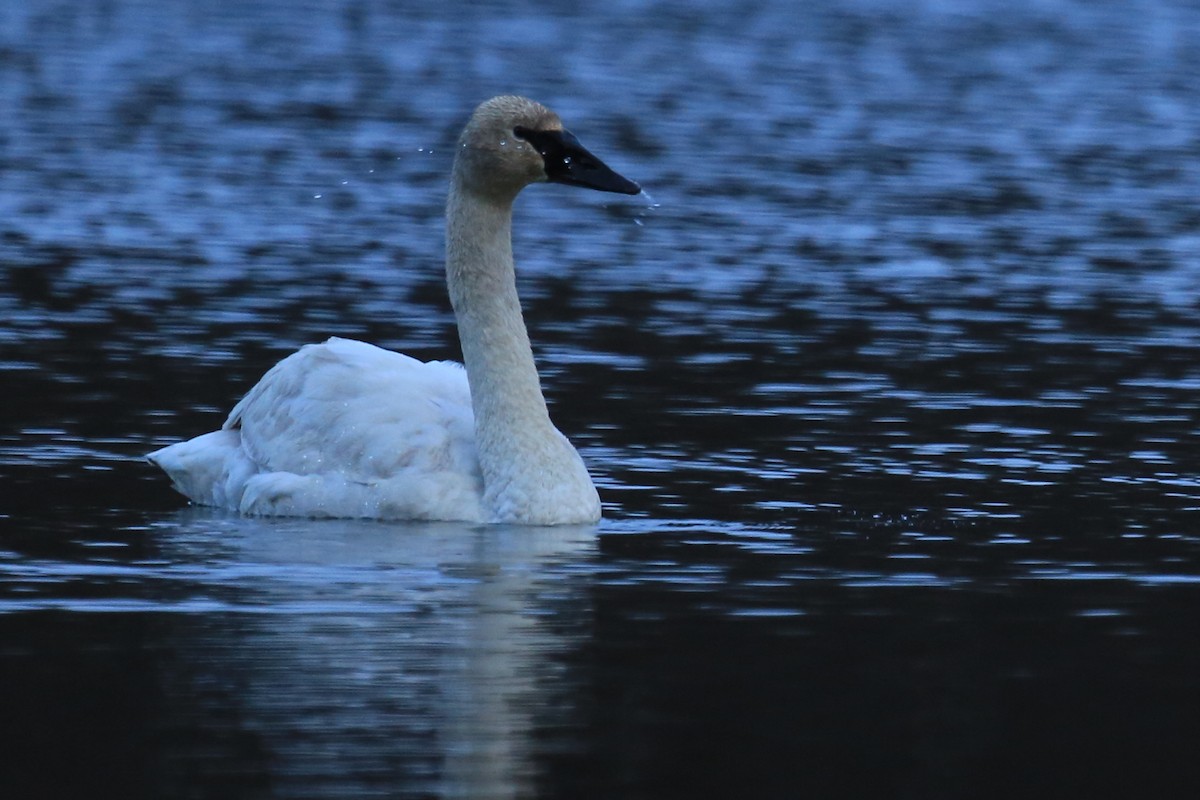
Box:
[2,0,1199,797]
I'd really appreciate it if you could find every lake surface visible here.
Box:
[2,0,1199,797]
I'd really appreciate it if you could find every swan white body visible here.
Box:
[147,96,640,525]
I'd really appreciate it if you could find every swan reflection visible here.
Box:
[153,512,597,799]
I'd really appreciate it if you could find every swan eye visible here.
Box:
[512,125,553,157]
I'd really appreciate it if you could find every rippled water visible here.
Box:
[3,0,1199,797]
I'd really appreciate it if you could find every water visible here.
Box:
[2,0,1199,796]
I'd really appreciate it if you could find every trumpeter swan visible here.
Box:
[147,96,640,524]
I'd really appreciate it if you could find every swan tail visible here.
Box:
[146,429,255,510]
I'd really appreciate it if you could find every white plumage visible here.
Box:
[150,338,485,520]
[147,96,640,525]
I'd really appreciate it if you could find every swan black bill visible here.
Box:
[514,126,641,195]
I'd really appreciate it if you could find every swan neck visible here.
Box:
[441,162,599,524]
[445,179,552,435]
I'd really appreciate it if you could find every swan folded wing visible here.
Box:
[225,338,478,484]
[236,467,487,521]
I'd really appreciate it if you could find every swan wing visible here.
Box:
[227,337,476,480]
[151,337,485,520]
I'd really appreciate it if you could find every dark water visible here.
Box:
[3,0,1199,797]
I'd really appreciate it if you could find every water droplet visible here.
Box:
[313,194,323,199]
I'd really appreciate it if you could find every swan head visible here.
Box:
[455,95,640,199]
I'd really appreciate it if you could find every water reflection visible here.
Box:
[144,514,595,799]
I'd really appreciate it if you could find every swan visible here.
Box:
[147,95,640,525]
